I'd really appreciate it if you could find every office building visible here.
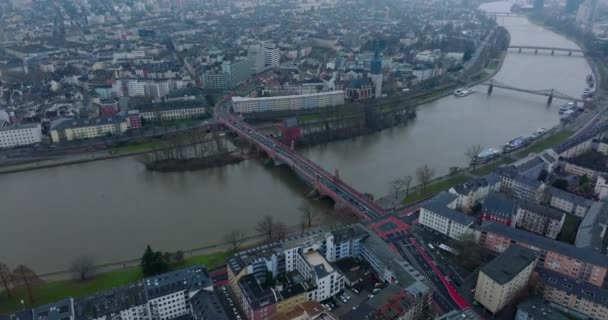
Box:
[474,245,537,314]
[0,123,42,148]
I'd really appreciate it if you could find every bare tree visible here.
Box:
[12,265,41,304]
[256,215,274,241]
[274,222,288,241]
[69,256,96,282]
[389,178,406,198]
[299,202,319,228]
[224,230,246,252]
[416,165,435,193]
[403,176,412,197]
[0,262,12,297]
[465,144,483,169]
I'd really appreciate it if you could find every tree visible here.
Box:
[69,256,95,282]
[299,202,319,229]
[389,178,406,199]
[465,144,482,169]
[12,265,41,304]
[224,230,246,252]
[141,245,169,277]
[275,222,288,241]
[416,165,435,193]
[256,215,275,241]
[552,179,569,191]
[402,176,413,197]
[448,233,488,269]
[0,262,12,297]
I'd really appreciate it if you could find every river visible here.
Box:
[0,1,593,273]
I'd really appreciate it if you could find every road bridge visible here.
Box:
[508,45,584,56]
[215,96,386,221]
[481,79,584,104]
[484,11,519,17]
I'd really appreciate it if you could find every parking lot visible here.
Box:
[322,276,388,318]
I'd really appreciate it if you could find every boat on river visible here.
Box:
[530,128,546,139]
[473,148,501,164]
[504,136,530,152]
[453,87,475,97]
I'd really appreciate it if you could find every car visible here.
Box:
[352,305,358,310]
[372,288,381,294]
[368,294,374,299]
[352,288,359,294]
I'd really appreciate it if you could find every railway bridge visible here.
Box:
[481,79,584,104]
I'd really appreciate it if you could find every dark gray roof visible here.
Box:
[480,245,537,285]
[546,186,593,207]
[331,224,368,243]
[517,199,565,221]
[144,265,212,300]
[452,178,488,196]
[31,299,74,320]
[516,298,570,320]
[76,283,147,319]
[480,222,608,267]
[538,267,608,306]
[422,191,475,226]
[52,116,125,130]
[0,123,39,132]
[237,274,277,310]
[575,201,608,252]
[134,100,207,113]
[482,192,516,218]
[191,290,228,320]
[0,311,33,320]
[515,156,545,173]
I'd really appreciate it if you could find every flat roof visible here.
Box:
[232,90,344,102]
[480,245,537,285]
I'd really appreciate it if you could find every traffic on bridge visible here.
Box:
[214,96,386,221]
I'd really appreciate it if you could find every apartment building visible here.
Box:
[1,266,226,320]
[545,186,593,217]
[594,174,608,199]
[496,166,545,203]
[481,192,517,226]
[231,91,345,114]
[515,200,566,239]
[448,174,501,211]
[477,222,608,287]
[538,268,608,320]
[50,116,128,143]
[515,298,571,320]
[227,224,430,320]
[575,201,608,254]
[135,100,207,122]
[474,245,537,314]
[419,192,475,239]
[436,308,482,320]
[0,123,42,148]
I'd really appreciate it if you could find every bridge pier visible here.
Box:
[518,48,522,53]
[551,50,554,55]
[535,49,538,55]
[547,89,554,105]
[568,50,572,56]
[487,80,493,95]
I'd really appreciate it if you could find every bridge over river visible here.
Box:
[509,45,585,56]
[480,79,585,104]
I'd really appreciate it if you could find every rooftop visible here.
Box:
[517,199,565,221]
[76,284,147,319]
[575,201,608,252]
[190,289,228,320]
[422,191,476,226]
[231,90,344,102]
[144,265,212,300]
[482,192,516,218]
[516,298,570,320]
[238,274,277,310]
[0,123,39,132]
[538,267,608,305]
[133,99,207,113]
[31,298,74,320]
[546,186,593,207]
[52,116,126,130]
[480,245,537,285]
[435,308,482,320]
[480,222,608,267]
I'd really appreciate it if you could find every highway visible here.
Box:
[215,96,385,220]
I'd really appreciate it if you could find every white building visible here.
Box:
[264,42,280,69]
[449,175,500,211]
[50,116,128,143]
[137,100,207,122]
[595,175,608,200]
[0,123,42,148]
[419,192,475,239]
[231,91,345,114]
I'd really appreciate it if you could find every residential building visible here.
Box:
[538,268,608,320]
[481,192,517,226]
[127,110,142,129]
[575,201,608,254]
[222,59,251,88]
[545,186,593,217]
[341,284,430,320]
[477,222,608,287]
[419,192,475,239]
[227,224,430,320]
[448,174,500,211]
[231,91,345,114]
[474,245,537,314]
[0,123,42,148]
[515,298,571,320]
[32,299,76,320]
[50,116,128,143]
[264,42,280,69]
[75,283,149,320]
[270,301,335,320]
[515,200,566,239]
[595,174,608,200]
[496,166,545,203]
[136,100,207,122]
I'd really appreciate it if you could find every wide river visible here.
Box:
[0,1,592,273]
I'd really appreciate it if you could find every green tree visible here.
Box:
[141,245,169,277]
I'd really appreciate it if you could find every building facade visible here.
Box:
[50,117,128,143]
[419,192,475,239]
[514,200,565,239]
[231,91,345,114]
[0,123,42,148]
